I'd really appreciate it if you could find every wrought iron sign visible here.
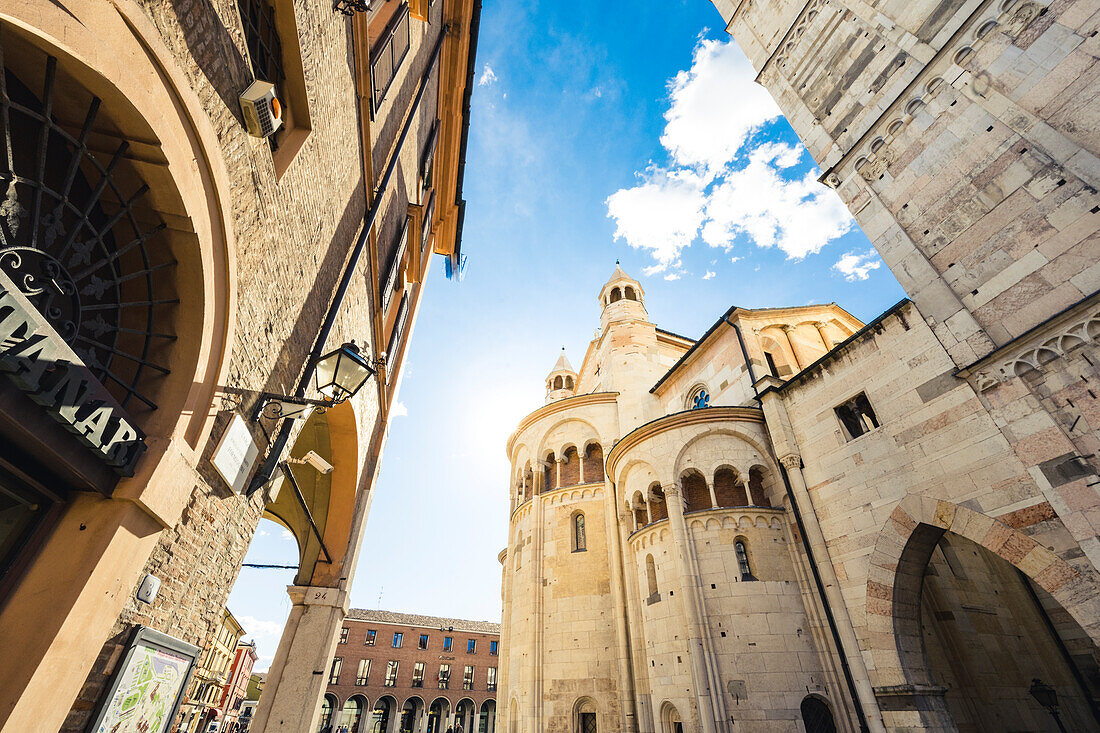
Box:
[0,41,174,475]
[0,271,146,474]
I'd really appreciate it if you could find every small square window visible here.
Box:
[419,634,429,650]
[490,640,498,656]
[466,639,476,654]
[393,632,403,648]
[365,629,376,646]
[443,636,452,652]
[339,628,349,644]
[835,392,880,440]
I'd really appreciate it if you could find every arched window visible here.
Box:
[688,386,710,410]
[572,512,587,552]
[560,447,580,487]
[649,486,668,522]
[645,554,659,602]
[681,471,711,512]
[632,492,648,530]
[554,375,563,390]
[317,694,337,732]
[748,466,771,507]
[544,455,555,491]
[575,697,598,733]
[800,696,836,733]
[714,468,747,507]
[582,443,604,483]
[565,375,574,390]
[735,540,756,581]
[624,286,636,301]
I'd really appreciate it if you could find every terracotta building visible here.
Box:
[500,0,1100,727]
[218,640,259,732]
[0,0,480,731]
[179,609,247,733]
[322,609,500,732]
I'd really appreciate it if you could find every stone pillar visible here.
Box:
[814,321,833,350]
[780,455,887,733]
[781,324,807,370]
[664,484,722,733]
[606,481,639,733]
[251,585,349,733]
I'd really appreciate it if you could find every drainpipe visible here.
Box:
[246,27,449,496]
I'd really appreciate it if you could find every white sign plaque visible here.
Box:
[212,413,260,494]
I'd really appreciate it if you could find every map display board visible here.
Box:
[89,626,199,733]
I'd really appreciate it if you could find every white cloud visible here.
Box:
[280,529,295,542]
[664,273,681,281]
[240,615,283,639]
[730,256,742,264]
[661,37,782,175]
[702,271,716,280]
[833,250,882,281]
[477,65,497,87]
[606,38,855,272]
[606,167,705,272]
[391,401,408,418]
[701,143,853,259]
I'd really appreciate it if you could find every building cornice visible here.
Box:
[606,406,765,478]
[505,392,619,457]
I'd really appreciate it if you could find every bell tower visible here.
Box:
[598,262,648,331]
[545,349,577,403]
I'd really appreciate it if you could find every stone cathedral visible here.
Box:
[498,0,1100,729]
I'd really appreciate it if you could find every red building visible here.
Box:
[323,609,500,732]
[219,641,259,732]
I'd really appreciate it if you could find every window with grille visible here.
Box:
[329,657,342,684]
[412,661,425,687]
[384,660,399,687]
[581,712,597,733]
[418,634,429,649]
[388,293,409,360]
[438,663,450,688]
[834,392,879,440]
[381,217,410,315]
[356,659,370,685]
[365,629,377,646]
[237,0,286,86]
[339,628,349,644]
[463,665,474,690]
[370,3,411,111]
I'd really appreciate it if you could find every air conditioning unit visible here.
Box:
[239,80,284,138]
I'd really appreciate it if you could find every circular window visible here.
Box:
[689,386,710,410]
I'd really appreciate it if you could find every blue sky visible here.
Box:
[229,0,905,668]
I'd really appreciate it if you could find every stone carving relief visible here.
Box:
[970,303,1100,391]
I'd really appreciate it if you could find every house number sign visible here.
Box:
[0,272,146,475]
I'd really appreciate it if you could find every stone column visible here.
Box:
[605,481,639,733]
[251,585,349,733]
[781,324,807,370]
[780,454,887,733]
[664,484,722,733]
[814,321,833,350]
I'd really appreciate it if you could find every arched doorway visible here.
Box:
[478,699,496,733]
[369,696,397,733]
[507,699,518,733]
[455,698,476,731]
[400,696,424,733]
[427,697,450,733]
[338,695,366,733]
[573,697,597,733]
[882,519,1100,731]
[659,702,683,733]
[317,694,338,732]
[800,696,835,733]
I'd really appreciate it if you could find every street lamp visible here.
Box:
[1029,678,1068,733]
[313,342,375,404]
[253,341,380,422]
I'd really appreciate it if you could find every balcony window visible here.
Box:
[463,665,474,690]
[412,661,425,688]
[384,660,399,687]
[328,657,342,685]
[356,659,370,686]
[370,3,411,111]
[487,666,497,691]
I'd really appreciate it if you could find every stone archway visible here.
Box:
[865,495,1100,730]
